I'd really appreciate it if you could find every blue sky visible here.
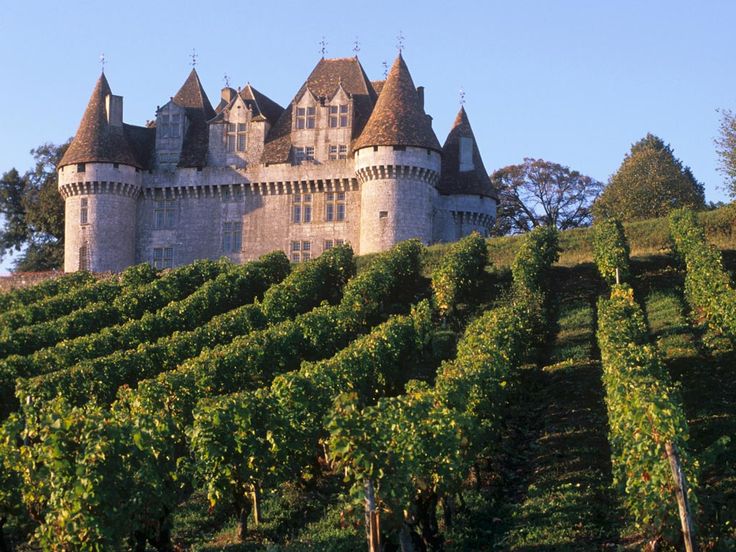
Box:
[1,0,734,273]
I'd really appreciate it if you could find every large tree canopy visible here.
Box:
[715,109,736,198]
[593,134,705,221]
[0,140,69,272]
[490,158,603,234]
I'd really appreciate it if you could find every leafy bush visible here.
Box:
[597,284,697,542]
[669,207,736,343]
[431,232,488,318]
[593,218,631,284]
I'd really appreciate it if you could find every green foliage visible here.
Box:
[0,270,94,314]
[669,207,736,343]
[431,232,488,318]
[511,224,559,295]
[0,141,69,271]
[14,252,291,413]
[715,108,736,197]
[0,277,122,332]
[592,218,631,284]
[594,133,705,221]
[0,259,225,360]
[597,284,697,542]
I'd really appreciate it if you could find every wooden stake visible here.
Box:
[665,441,697,552]
[615,267,620,285]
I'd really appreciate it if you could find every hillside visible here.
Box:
[0,205,735,552]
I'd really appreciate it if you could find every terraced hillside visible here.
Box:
[0,205,735,552]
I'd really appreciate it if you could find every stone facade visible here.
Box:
[58,55,498,273]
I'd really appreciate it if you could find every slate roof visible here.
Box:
[172,69,215,168]
[262,57,377,164]
[353,55,441,152]
[438,106,497,199]
[371,80,385,96]
[59,73,141,168]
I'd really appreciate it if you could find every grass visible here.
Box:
[492,263,620,551]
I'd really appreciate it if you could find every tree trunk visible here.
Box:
[416,493,442,551]
[364,478,380,551]
[441,495,454,530]
[237,501,252,542]
[665,442,697,552]
[252,486,261,526]
[398,523,416,552]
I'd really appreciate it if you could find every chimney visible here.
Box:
[106,94,123,127]
[221,87,237,104]
[416,86,425,110]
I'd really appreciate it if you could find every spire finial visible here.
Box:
[396,30,405,54]
[459,87,466,107]
[352,37,360,55]
[382,60,388,79]
[319,36,328,58]
[224,73,231,88]
[99,52,106,73]
[190,48,198,68]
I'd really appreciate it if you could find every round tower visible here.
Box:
[58,73,142,273]
[353,55,442,255]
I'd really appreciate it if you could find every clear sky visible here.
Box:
[1,0,734,274]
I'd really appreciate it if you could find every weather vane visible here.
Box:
[459,87,466,106]
[319,36,328,57]
[352,37,360,55]
[382,60,388,78]
[396,30,405,54]
[190,48,198,68]
[99,52,106,73]
[224,73,231,88]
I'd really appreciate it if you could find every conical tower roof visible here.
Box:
[438,106,497,199]
[353,54,440,152]
[169,69,215,168]
[59,73,139,168]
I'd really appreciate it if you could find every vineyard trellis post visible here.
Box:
[665,441,697,552]
[364,478,381,552]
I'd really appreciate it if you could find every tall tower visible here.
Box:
[435,106,498,241]
[353,55,442,255]
[57,73,143,272]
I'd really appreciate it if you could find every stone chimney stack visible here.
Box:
[106,94,123,127]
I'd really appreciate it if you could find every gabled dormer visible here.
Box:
[155,101,187,169]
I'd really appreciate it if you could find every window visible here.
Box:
[293,146,315,164]
[170,114,180,138]
[77,163,86,173]
[227,122,247,153]
[153,247,173,269]
[222,221,243,252]
[80,197,88,224]
[113,163,119,169]
[329,104,349,127]
[154,199,176,229]
[296,106,316,129]
[78,244,89,271]
[379,211,388,219]
[290,240,311,262]
[325,191,346,222]
[159,114,170,138]
[324,239,344,251]
[293,193,311,223]
[328,145,348,160]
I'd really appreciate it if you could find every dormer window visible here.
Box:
[170,114,180,138]
[294,146,315,164]
[160,115,170,138]
[296,107,316,129]
[329,104,349,128]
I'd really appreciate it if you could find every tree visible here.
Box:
[593,134,705,221]
[489,158,603,234]
[0,140,69,271]
[715,109,736,198]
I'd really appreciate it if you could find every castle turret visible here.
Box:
[435,106,498,241]
[353,54,441,254]
[58,73,145,272]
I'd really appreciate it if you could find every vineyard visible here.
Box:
[0,206,735,551]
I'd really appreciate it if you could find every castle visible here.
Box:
[58,54,498,272]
